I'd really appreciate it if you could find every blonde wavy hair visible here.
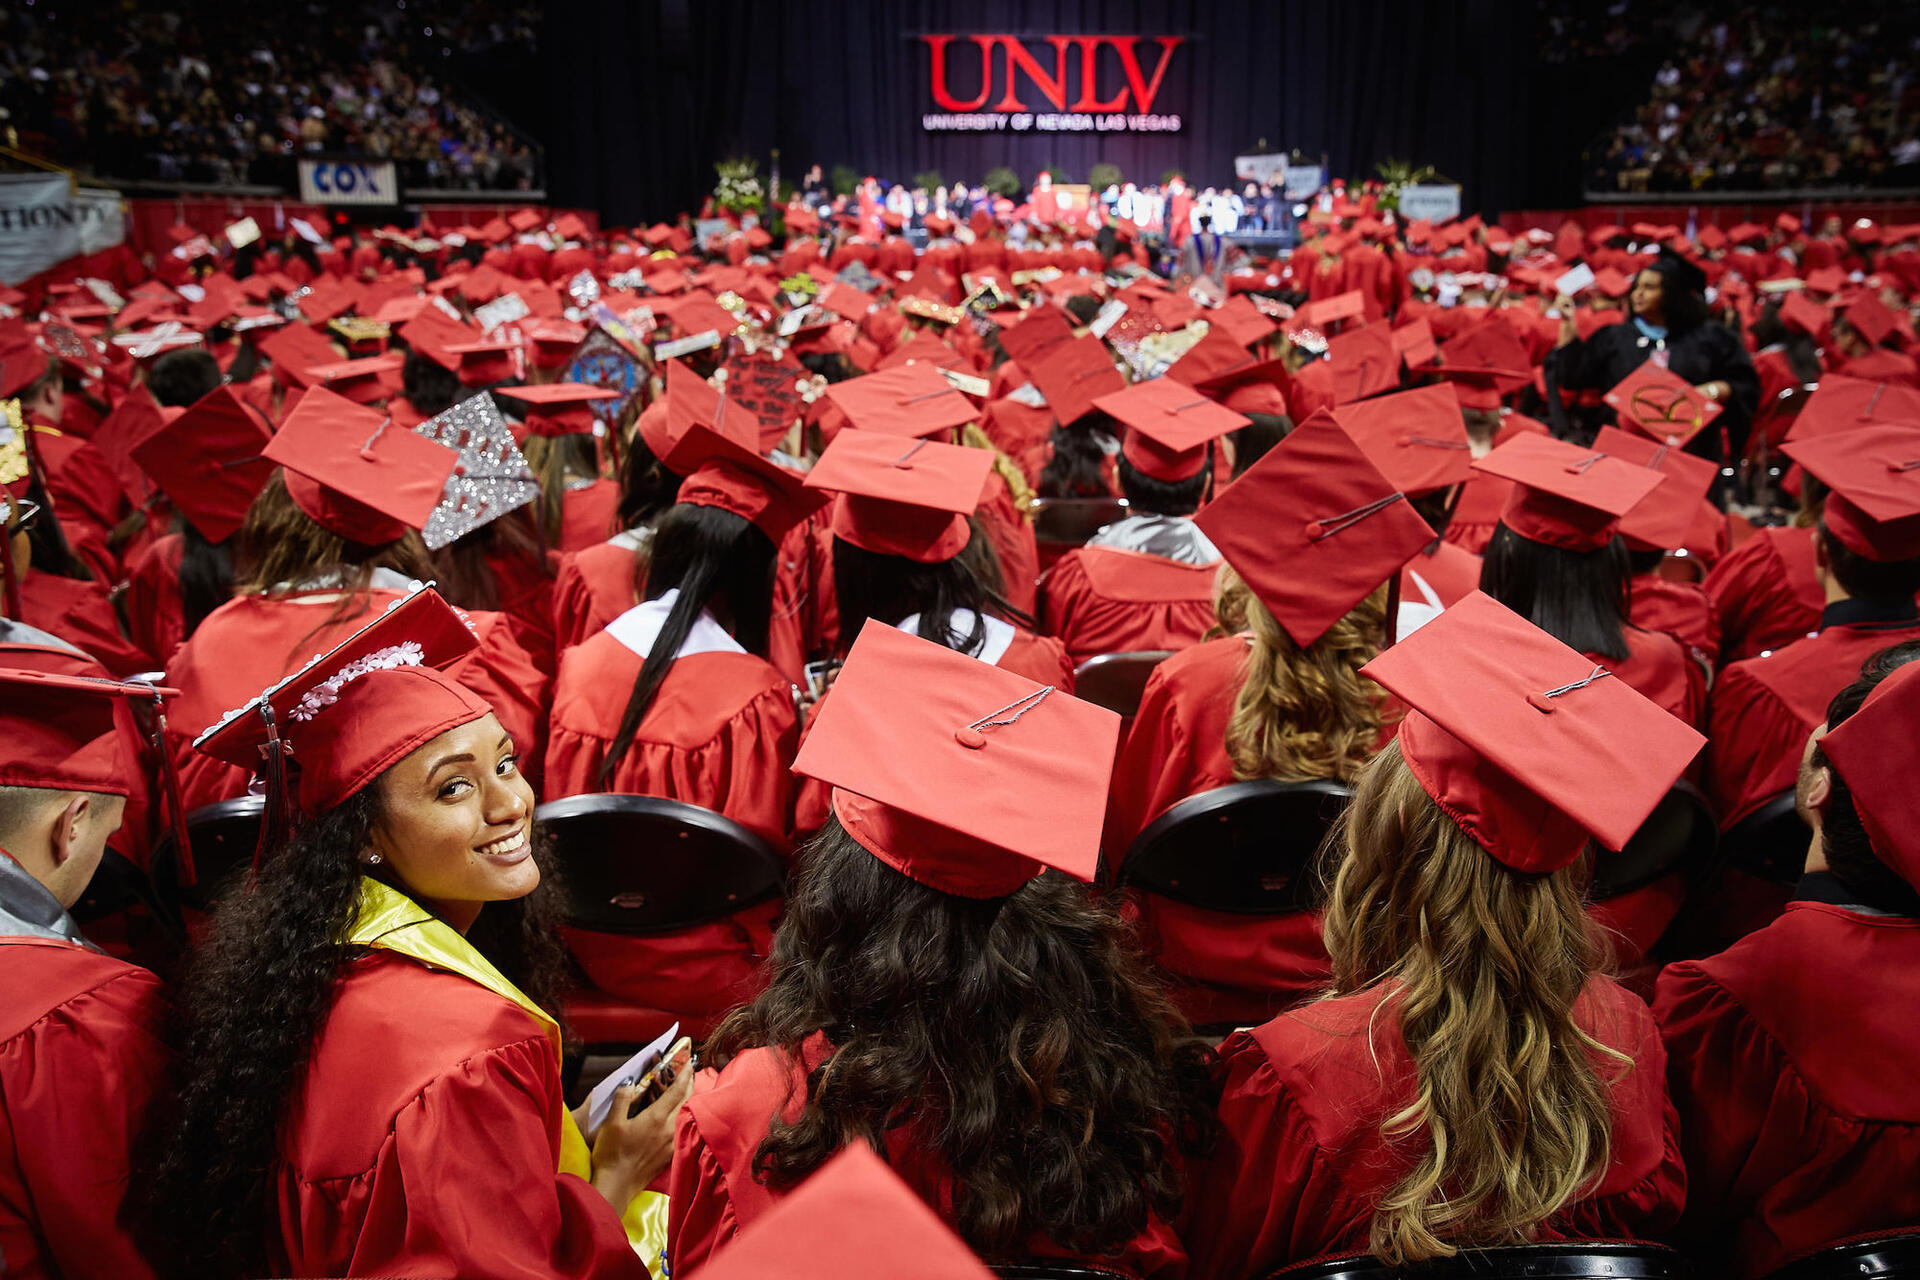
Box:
[1207,565,1387,783]
[1321,739,1629,1264]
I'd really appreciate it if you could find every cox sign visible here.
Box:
[298,160,401,206]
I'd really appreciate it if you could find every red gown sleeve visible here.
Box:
[0,963,169,1280]
[1704,662,1802,825]
[666,1096,742,1276]
[1652,961,1768,1246]
[326,1033,650,1280]
[1040,550,1094,641]
[123,533,187,670]
[1105,663,1200,859]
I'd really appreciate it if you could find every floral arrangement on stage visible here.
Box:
[713,157,766,215]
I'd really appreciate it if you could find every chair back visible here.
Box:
[1720,791,1808,888]
[1119,779,1350,913]
[1269,1241,1690,1279]
[992,1266,1136,1280]
[1072,650,1174,717]
[1031,497,1130,548]
[149,796,265,919]
[69,850,164,924]
[1591,782,1718,900]
[534,794,784,936]
[1765,1228,1920,1279]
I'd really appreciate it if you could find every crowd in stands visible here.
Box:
[1559,0,1920,193]
[0,0,541,190]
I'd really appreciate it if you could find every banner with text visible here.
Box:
[1398,184,1463,222]
[0,174,125,287]
[297,159,401,206]
[919,35,1185,134]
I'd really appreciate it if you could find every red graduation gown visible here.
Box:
[165,589,551,813]
[1703,525,1824,665]
[668,1037,1190,1279]
[1628,574,1719,663]
[30,424,128,584]
[1706,609,1920,826]
[1603,626,1704,727]
[16,571,151,677]
[1042,546,1219,666]
[1184,980,1684,1279]
[560,480,623,553]
[1655,897,1920,1277]
[273,950,646,1278]
[544,632,794,1026]
[552,541,644,656]
[0,937,168,1280]
[123,531,188,669]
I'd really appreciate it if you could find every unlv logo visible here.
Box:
[922,34,1183,117]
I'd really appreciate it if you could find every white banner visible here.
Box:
[0,174,125,286]
[1282,166,1324,199]
[1234,153,1288,184]
[297,159,400,206]
[1398,184,1463,222]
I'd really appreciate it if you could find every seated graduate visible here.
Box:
[669,623,1216,1279]
[0,668,172,1280]
[1475,433,1703,726]
[1040,377,1244,665]
[147,589,683,1279]
[1183,593,1698,1278]
[1108,412,1434,1024]
[1594,426,1724,662]
[1658,639,1920,1277]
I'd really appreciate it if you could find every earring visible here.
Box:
[367,853,383,865]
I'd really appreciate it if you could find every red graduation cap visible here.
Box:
[1026,335,1125,427]
[825,362,980,438]
[996,304,1077,367]
[1095,376,1249,482]
[1165,324,1257,387]
[1778,289,1830,339]
[396,310,479,373]
[1787,375,1920,443]
[792,620,1120,898]
[552,212,590,242]
[1841,292,1899,348]
[260,324,344,389]
[304,352,406,406]
[1325,324,1399,404]
[1602,360,1723,447]
[1333,383,1474,497]
[507,209,544,234]
[806,429,993,563]
[1823,659,1920,891]
[0,667,179,796]
[1211,294,1280,349]
[193,587,491,816]
[495,382,621,437]
[1195,356,1292,418]
[1390,318,1438,368]
[1300,290,1365,329]
[1805,266,1846,296]
[874,328,963,373]
[265,386,460,545]
[443,338,520,387]
[671,418,827,541]
[1472,432,1665,552]
[1194,409,1435,646]
[521,317,586,370]
[1590,426,1720,552]
[1592,266,1634,297]
[131,384,276,543]
[1361,590,1706,873]
[1433,319,1534,409]
[1781,424,1920,561]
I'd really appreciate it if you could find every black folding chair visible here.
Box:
[1072,650,1174,718]
[69,849,166,925]
[1030,496,1130,549]
[1269,1241,1690,1279]
[149,795,265,932]
[993,1266,1136,1280]
[1590,782,1718,901]
[1764,1229,1920,1279]
[1118,779,1351,911]
[1719,791,1808,889]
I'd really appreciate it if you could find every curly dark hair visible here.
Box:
[140,788,571,1280]
[706,818,1218,1263]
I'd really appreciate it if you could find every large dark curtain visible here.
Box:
[548,0,1534,224]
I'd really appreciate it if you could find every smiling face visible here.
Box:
[366,712,537,933]
[1630,270,1666,326]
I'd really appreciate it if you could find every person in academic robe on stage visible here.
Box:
[1474,434,1704,728]
[163,388,551,814]
[544,418,819,1028]
[1707,425,1920,831]
[1182,594,1697,1279]
[668,623,1217,1279]
[1545,251,1759,464]
[0,667,172,1280]
[145,590,683,1280]
[1106,414,1432,1026]
[1042,381,1240,666]
[1659,640,1920,1277]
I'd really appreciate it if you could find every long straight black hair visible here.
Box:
[1479,524,1632,660]
[832,522,1033,660]
[596,502,776,784]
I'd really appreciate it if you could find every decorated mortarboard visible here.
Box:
[494,382,622,437]
[1787,375,1920,443]
[825,362,980,438]
[1025,335,1125,427]
[792,620,1120,898]
[1472,432,1665,552]
[1333,383,1474,497]
[1823,660,1920,892]
[1325,324,1400,404]
[1602,361,1723,447]
[806,430,992,563]
[111,321,203,363]
[1590,425,1720,553]
[1194,410,1434,647]
[412,393,540,551]
[192,587,491,817]
[1095,376,1248,483]
[1781,424,1920,562]
[1360,591,1706,873]
[265,386,460,545]
[131,385,276,543]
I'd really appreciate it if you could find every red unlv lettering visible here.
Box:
[922,35,1182,115]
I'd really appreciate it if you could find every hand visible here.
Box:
[589,1043,694,1213]
[1693,380,1729,402]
